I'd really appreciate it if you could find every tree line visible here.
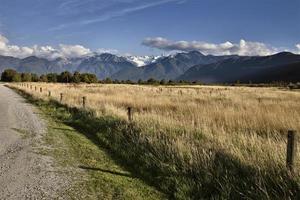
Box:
[1,69,98,83]
[0,69,201,85]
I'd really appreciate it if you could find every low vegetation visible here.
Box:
[10,83,300,199]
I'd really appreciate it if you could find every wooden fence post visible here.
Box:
[48,91,51,97]
[40,87,42,93]
[60,93,63,103]
[127,107,133,122]
[82,96,86,108]
[287,130,297,173]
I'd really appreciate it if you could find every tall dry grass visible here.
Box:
[12,83,300,198]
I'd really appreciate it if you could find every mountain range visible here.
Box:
[0,51,299,83]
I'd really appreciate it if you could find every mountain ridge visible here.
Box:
[178,52,300,83]
[0,51,299,83]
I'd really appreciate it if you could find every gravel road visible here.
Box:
[0,84,68,199]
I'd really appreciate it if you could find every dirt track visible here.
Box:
[0,84,68,199]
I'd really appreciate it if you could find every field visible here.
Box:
[11,83,300,199]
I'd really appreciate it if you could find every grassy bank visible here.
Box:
[10,83,300,199]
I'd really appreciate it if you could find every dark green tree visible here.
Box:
[40,74,48,82]
[80,73,98,83]
[72,71,81,83]
[1,69,18,82]
[21,73,32,82]
[31,74,39,82]
[147,78,159,85]
[138,79,144,84]
[113,79,120,84]
[103,77,112,84]
[58,71,72,83]
[47,73,58,82]
[168,80,175,85]
[160,79,166,85]
[12,73,22,82]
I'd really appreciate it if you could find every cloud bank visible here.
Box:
[1,34,299,60]
[142,37,284,56]
[0,34,92,60]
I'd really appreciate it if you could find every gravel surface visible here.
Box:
[0,84,69,199]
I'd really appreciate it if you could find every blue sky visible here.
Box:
[0,0,299,58]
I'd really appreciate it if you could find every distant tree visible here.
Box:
[86,74,97,83]
[1,69,18,82]
[147,78,159,85]
[113,79,120,84]
[160,79,166,85]
[168,80,175,85]
[21,73,32,82]
[125,80,133,84]
[72,71,81,83]
[80,73,98,83]
[103,77,112,84]
[80,74,90,83]
[58,71,72,83]
[40,74,48,82]
[12,73,22,82]
[31,74,39,82]
[47,73,58,82]
[137,79,144,85]
[178,80,186,85]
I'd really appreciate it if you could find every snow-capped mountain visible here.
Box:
[125,55,162,67]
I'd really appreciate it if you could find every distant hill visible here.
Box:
[112,51,236,81]
[75,53,136,79]
[0,53,135,79]
[178,52,300,83]
[0,55,20,72]
[241,61,300,83]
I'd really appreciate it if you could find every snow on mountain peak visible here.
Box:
[125,55,162,67]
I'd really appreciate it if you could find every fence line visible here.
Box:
[18,83,299,172]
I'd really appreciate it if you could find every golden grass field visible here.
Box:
[12,82,300,198]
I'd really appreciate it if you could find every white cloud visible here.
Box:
[96,48,119,54]
[296,44,300,54]
[142,37,281,56]
[0,34,92,60]
[59,44,91,58]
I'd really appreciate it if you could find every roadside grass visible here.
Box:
[24,93,166,199]
[12,128,33,139]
